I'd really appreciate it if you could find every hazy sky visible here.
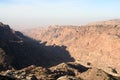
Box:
[0,0,120,29]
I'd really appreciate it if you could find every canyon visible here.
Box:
[0,20,120,80]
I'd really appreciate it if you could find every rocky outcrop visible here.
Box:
[0,65,50,80]
[0,62,118,80]
[0,23,15,70]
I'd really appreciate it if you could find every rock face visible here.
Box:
[0,23,15,70]
[0,48,11,71]
[24,19,120,76]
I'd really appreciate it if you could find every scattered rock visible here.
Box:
[57,75,81,80]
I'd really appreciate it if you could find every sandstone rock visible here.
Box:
[57,75,81,80]
[78,68,113,80]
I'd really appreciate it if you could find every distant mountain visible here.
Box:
[87,19,120,25]
[24,19,120,77]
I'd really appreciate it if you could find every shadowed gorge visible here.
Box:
[0,23,74,70]
[12,34,74,69]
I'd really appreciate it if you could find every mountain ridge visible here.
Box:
[24,19,120,77]
[87,19,120,26]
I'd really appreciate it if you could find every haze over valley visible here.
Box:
[0,0,120,80]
